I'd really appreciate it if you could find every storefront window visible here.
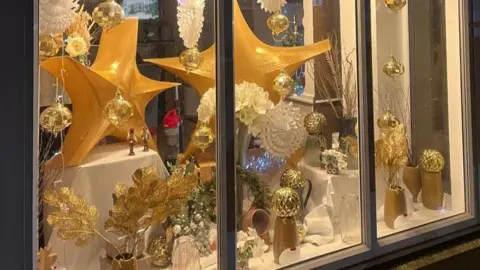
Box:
[34,0,474,269]
[370,0,469,237]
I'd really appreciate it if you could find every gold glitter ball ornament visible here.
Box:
[267,11,290,36]
[383,55,405,80]
[377,109,399,131]
[103,89,134,128]
[39,34,62,60]
[92,0,124,29]
[385,0,407,11]
[273,71,295,98]
[280,169,306,189]
[304,112,327,135]
[148,236,171,268]
[420,149,445,173]
[179,47,203,72]
[39,100,73,137]
[192,123,215,152]
[272,187,300,218]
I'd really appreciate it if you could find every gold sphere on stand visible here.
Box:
[420,149,445,173]
[272,187,301,219]
[179,47,203,72]
[280,169,306,189]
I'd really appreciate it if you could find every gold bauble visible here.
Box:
[179,47,203,72]
[383,55,405,79]
[280,169,306,189]
[273,71,295,98]
[420,149,445,173]
[304,112,327,135]
[39,34,61,60]
[385,0,407,11]
[92,0,124,29]
[377,109,399,131]
[39,100,73,136]
[147,236,171,268]
[272,187,300,218]
[192,123,215,153]
[103,89,134,128]
[267,11,290,36]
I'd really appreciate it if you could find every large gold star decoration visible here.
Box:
[147,1,330,165]
[41,18,178,167]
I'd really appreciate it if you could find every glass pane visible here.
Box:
[232,0,362,268]
[38,0,218,269]
[370,0,468,237]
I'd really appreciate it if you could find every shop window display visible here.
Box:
[35,0,473,270]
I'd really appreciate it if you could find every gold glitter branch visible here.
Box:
[375,124,408,187]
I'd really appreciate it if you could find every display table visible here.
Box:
[44,144,169,270]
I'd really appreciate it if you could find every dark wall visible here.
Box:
[0,0,35,269]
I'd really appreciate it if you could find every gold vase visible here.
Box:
[273,217,298,264]
[403,166,422,203]
[384,186,407,229]
[111,254,138,270]
[421,171,444,210]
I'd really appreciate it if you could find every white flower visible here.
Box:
[190,221,197,230]
[199,221,204,227]
[65,35,88,58]
[173,225,182,235]
[237,231,249,242]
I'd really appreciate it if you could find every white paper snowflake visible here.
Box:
[257,0,287,13]
[40,0,79,35]
[177,0,205,48]
[258,101,307,158]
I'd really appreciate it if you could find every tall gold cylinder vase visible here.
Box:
[421,171,444,210]
[403,166,422,203]
[384,186,407,229]
[273,217,298,263]
[111,254,138,270]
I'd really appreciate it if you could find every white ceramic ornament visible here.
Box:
[177,0,206,48]
[257,0,287,13]
[258,101,307,158]
[40,0,79,35]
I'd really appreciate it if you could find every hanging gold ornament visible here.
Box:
[272,187,300,218]
[377,109,399,132]
[179,47,203,72]
[383,55,405,80]
[280,169,306,189]
[304,112,327,135]
[39,34,62,61]
[273,71,295,98]
[420,149,445,173]
[103,89,134,128]
[384,0,407,12]
[92,0,124,29]
[267,11,290,36]
[192,123,215,153]
[39,99,73,137]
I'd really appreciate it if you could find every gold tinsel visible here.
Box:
[420,149,445,173]
[105,166,197,236]
[44,187,99,246]
[66,5,93,49]
[374,124,408,185]
[272,187,300,218]
[280,169,306,189]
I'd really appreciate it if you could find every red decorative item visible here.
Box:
[163,109,181,128]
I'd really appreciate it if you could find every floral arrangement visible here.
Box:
[322,149,347,174]
[171,212,212,257]
[44,166,197,258]
[197,82,274,135]
[237,228,267,263]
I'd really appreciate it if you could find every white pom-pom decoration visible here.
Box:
[177,0,206,48]
[258,102,307,158]
[257,0,287,13]
[40,0,79,35]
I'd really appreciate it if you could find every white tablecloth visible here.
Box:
[45,144,169,270]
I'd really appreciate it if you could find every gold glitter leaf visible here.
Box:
[44,187,99,246]
[375,124,408,186]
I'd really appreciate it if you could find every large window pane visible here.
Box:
[370,0,468,237]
